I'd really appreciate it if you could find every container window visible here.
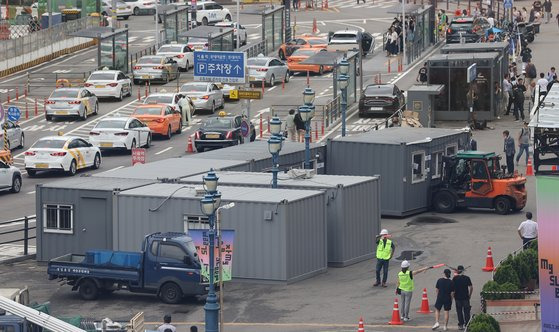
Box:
[446,144,458,156]
[184,215,209,231]
[412,151,426,183]
[159,243,187,262]
[43,204,73,234]
[432,151,444,179]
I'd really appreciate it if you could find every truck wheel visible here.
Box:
[79,279,99,300]
[494,197,511,215]
[433,191,456,213]
[160,282,182,304]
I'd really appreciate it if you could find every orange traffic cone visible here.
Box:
[357,317,364,332]
[388,298,403,325]
[417,288,433,314]
[482,246,496,272]
[186,136,194,153]
[526,158,534,176]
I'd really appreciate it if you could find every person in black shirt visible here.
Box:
[417,63,428,84]
[432,269,454,331]
[452,265,473,330]
[294,111,305,142]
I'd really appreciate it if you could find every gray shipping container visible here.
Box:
[179,171,380,267]
[93,157,252,180]
[35,177,155,261]
[116,184,327,283]
[187,140,327,173]
[326,127,470,216]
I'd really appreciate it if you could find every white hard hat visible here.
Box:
[380,229,388,236]
[401,260,410,268]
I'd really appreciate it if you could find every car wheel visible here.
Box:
[211,102,216,114]
[130,139,136,151]
[202,17,208,25]
[92,153,101,169]
[133,6,139,15]
[494,196,512,215]
[10,175,21,193]
[18,134,24,149]
[225,14,231,21]
[118,88,123,101]
[94,102,99,115]
[176,122,182,134]
[159,282,182,304]
[269,74,275,87]
[284,71,290,83]
[433,191,456,213]
[145,134,151,148]
[123,15,129,20]
[133,79,140,85]
[79,279,99,301]
[68,160,77,176]
[166,126,172,140]
[195,145,204,152]
[45,114,52,121]
[279,49,285,60]
[185,61,189,72]
[81,108,88,121]
[318,65,324,75]
[26,169,36,177]
[164,74,169,84]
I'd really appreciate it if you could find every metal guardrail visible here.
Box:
[0,215,36,256]
[239,39,268,58]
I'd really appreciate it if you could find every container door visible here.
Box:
[79,197,108,250]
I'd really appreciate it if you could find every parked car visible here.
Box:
[131,104,182,139]
[0,159,22,193]
[143,92,195,122]
[247,55,290,87]
[156,44,194,72]
[184,37,209,51]
[89,117,151,151]
[84,70,132,100]
[446,17,491,44]
[132,55,180,85]
[101,0,133,19]
[278,35,328,60]
[180,82,224,113]
[24,136,102,177]
[287,48,332,75]
[214,21,247,46]
[45,88,99,121]
[327,30,375,55]
[123,0,155,15]
[358,84,405,117]
[193,1,232,25]
[0,121,24,150]
[194,113,255,152]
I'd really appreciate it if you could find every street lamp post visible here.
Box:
[268,117,283,188]
[301,87,316,170]
[200,170,221,332]
[338,58,350,137]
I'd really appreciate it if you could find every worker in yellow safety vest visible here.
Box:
[396,260,431,321]
[374,229,395,287]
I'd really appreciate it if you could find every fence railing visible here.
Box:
[0,215,36,256]
[239,39,268,59]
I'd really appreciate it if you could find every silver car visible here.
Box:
[132,55,180,85]
[45,88,99,121]
[0,121,24,150]
[180,82,224,114]
[214,21,247,46]
[101,0,133,19]
[247,56,290,87]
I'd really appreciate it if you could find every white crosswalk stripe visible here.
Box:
[327,0,399,9]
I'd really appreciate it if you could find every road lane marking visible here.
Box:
[268,86,277,91]
[27,191,35,195]
[155,146,173,155]
[105,165,125,172]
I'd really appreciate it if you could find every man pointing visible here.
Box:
[374,229,395,287]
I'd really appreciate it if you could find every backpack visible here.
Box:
[527,64,537,78]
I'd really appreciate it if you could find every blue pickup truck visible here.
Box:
[47,232,206,304]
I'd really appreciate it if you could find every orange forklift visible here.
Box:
[431,151,527,215]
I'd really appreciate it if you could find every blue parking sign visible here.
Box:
[194,51,246,84]
[7,106,21,122]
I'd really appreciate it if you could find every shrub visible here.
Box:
[528,239,538,251]
[510,252,531,286]
[522,248,539,280]
[494,264,520,288]
[468,313,500,332]
[468,321,496,332]
[482,281,521,300]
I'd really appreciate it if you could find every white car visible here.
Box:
[180,82,224,113]
[214,21,247,46]
[123,0,156,15]
[184,37,209,51]
[89,117,152,151]
[84,70,132,100]
[143,92,196,119]
[327,30,375,55]
[24,136,102,177]
[0,121,24,150]
[193,1,231,25]
[101,0,133,19]
[156,44,194,72]
[0,159,22,193]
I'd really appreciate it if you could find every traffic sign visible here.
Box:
[194,51,246,84]
[467,64,477,83]
[132,148,146,165]
[240,120,250,137]
[7,106,21,122]
[504,0,513,9]
[229,90,262,100]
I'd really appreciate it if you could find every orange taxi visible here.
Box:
[131,104,182,139]
[287,49,332,75]
[278,35,328,60]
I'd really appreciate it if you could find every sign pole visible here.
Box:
[236,0,240,49]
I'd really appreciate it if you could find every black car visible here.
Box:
[446,17,491,44]
[194,114,256,152]
[358,84,405,117]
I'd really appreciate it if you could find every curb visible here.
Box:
[0,254,36,265]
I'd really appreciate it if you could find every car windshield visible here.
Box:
[203,118,232,129]
[95,120,127,129]
[247,58,268,66]
[364,85,393,95]
[158,45,183,53]
[138,57,162,64]
[181,84,207,92]
[88,73,116,80]
[50,90,79,98]
[134,107,162,115]
[32,139,66,149]
[145,95,174,104]
[450,22,473,30]
[308,38,327,45]
[331,33,357,40]
[292,49,317,57]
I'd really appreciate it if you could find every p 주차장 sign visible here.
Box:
[194,51,246,84]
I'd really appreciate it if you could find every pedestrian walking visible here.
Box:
[396,260,431,322]
[294,110,305,142]
[374,229,395,287]
[285,109,297,142]
[547,75,558,91]
[503,130,516,174]
[518,212,538,249]
[157,315,176,332]
[537,72,549,94]
[466,133,477,151]
[432,269,455,331]
[513,78,526,121]
[546,67,556,82]
[417,63,428,83]
[516,122,531,166]
[544,0,552,23]
[452,266,473,331]
[504,73,514,115]
[524,59,537,89]
[494,81,502,118]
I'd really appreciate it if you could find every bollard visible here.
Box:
[138,88,141,101]
[24,216,28,256]
[34,98,38,116]
[310,128,313,143]
[7,92,10,103]
[24,87,27,98]
[267,116,270,133]
[259,114,263,138]
[43,98,46,114]
[282,77,285,91]
[312,18,317,34]
[388,59,391,73]
[15,87,19,101]
[321,120,325,136]
[378,73,382,84]
[262,79,265,95]
[145,82,148,98]
[315,122,318,140]
[307,70,310,86]
[25,99,28,119]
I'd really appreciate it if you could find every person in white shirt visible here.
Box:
[157,315,176,332]
[518,212,538,249]
[487,16,495,27]
[537,72,550,94]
